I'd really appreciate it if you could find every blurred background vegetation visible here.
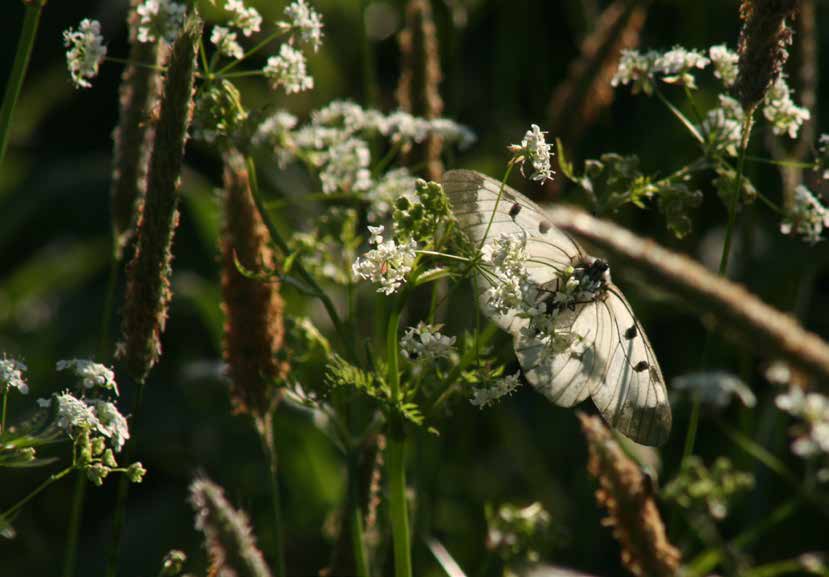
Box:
[1,0,828,575]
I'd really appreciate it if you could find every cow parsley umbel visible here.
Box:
[264,44,314,94]
[63,19,107,89]
[279,0,325,52]
[509,124,555,183]
[136,0,187,44]
[352,225,417,295]
[0,356,28,394]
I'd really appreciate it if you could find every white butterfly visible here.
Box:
[444,169,671,446]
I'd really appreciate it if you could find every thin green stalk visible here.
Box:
[1,466,73,522]
[477,164,515,252]
[386,301,412,577]
[260,421,286,577]
[61,472,87,577]
[215,29,286,76]
[0,1,44,167]
[244,155,357,361]
[743,154,815,169]
[682,396,701,461]
[0,385,8,434]
[347,454,370,577]
[104,382,145,577]
[719,111,754,275]
[653,84,704,144]
[103,56,165,72]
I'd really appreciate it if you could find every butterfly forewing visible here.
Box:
[443,169,671,446]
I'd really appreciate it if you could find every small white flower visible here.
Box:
[136,0,187,44]
[210,25,243,60]
[763,76,811,139]
[655,46,709,88]
[470,373,522,408]
[352,228,418,295]
[611,49,659,94]
[700,95,745,157]
[383,110,430,145]
[672,371,756,409]
[57,359,119,395]
[508,124,554,183]
[0,357,28,394]
[780,185,829,245]
[63,19,107,89]
[279,0,324,52]
[367,225,385,245]
[400,322,456,361]
[480,233,533,315]
[89,400,131,452]
[708,44,739,87]
[42,392,106,437]
[367,168,417,222]
[264,44,314,94]
[319,137,372,194]
[225,0,262,37]
[428,118,477,150]
[817,134,829,180]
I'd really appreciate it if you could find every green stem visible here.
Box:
[1,466,73,522]
[653,83,704,144]
[260,419,286,577]
[478,163,515,252]
[743,154,815,169]
[103,56,165,72]
[244,155,357,361]
[719,111,754,275]
[215,29,286,76]
[104,382,145,577]
[0,1,44,167]
[385,301,412,577]
[682,396,701,460]
[62,472,87,577]
[0,385,8,434]
[347,454,370,577]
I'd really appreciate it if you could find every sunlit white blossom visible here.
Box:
[672,371,756,409]
[210,25,243,60]
[508,124,554,183]
[709,44,738,87]
[89,400,130,452]
[352,226,417,295]
[611,49,659,94]
[367,168,417,222]
[252,110,297,166]
[400,322,456,361]
[279,0,324,52]
[480,233,534,315]
[0,357,28,394]
[136,0,187,44]
[264,44,314,94]
[700,95,745,157]
[655,46,709,88]
[39,392,106,437]
[780,185,829,245]
[319,138,372,194]
[225,0,261,37]
[57,359,119,395]
[470,373,522,408]
[63,19,107,89]
[383,111,430,145]
[776,385,829,458]
[763,76,810,139]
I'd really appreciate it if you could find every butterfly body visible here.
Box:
[443,169,671,446]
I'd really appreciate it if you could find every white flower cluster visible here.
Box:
[672,370,756,409]
[776,386,829,479]
[210,26,243,60]
[508,124,554,184]
[89,399,131,452]
[264,44,314,94]
[708,44,739,87]
[225,0,262,37]
[470,373,522,408]
[367,168,418,222]
[63,19,107,89]
[611,49,660,94]
[818,134,829,180]
[38,393,131,453]
[780,185,829,245]
[279,0,324,52]
[400,322,456,361]
[613,46,710,93]
[0,356,28,394]
[57,359,119,395]
[700,95,745,157]
[319,138,372,194]
[136,0,187,44]
[656,46,710,88]
[352,225,417,295]
[763,76,811,139]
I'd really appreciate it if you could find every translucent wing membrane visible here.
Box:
[443,169,671,446]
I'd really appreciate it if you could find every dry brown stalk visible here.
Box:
[220,149,287,422]
[734,0,799,108]
[579,413,681,577]
[117,14,202,383]
[110,0,168,260]
[397,0,444,181]
[543,205,829,383]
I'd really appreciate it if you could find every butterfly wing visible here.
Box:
[443,169,583,332]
